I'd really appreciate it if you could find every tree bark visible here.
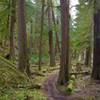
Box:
[92,5,100,80]
[38,0,45,70]
[30,20,33,55]
[58,0,69,85]
[48,0,55,67]
[85,47,90,66]
[51,3,60,53]
[9,0,16,60]
[17,0,30,76]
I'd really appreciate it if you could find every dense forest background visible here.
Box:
[0,0,100,100]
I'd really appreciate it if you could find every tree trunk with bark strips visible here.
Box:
[58,0,69,85]
[48,0,55,67]
[38,0,45,70]
[17,0,30,76]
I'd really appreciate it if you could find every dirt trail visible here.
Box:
[43,73,100,100]
[43,74,68,100]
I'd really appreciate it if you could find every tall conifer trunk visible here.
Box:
[48,0,55,67]
[92,0,100,79]
[58,0,69,85]
[38,0,45,70]
[17,0,30,75]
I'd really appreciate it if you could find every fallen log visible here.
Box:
[0,55,15,68]
[45,67,59,73]
[70,71,90,76]
[0,55,30,80]
[31,72,45,77]
[16,84,41,89]
[31,84,41,89]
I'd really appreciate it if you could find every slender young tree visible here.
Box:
[30,20,33,55]
[84,46,90,66]
[58,0,69,85]
[9,0,16,60]
[92,0,100,80]
[17,0,30,75]
[38,0,45,70]
[48,0,55,67]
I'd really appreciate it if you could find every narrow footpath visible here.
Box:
[43,74,68,100]
[43,73,100,100]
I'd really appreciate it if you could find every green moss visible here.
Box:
[0,56,30,90]
[0,89,47,100]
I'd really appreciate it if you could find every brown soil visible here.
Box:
[43,74,100,100]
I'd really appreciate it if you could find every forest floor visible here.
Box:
[1,54,100,100]
[43,72,100,100]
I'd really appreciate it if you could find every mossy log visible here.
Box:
[0,55,15,68]
[70,71,90,76]
[0,55,30,89]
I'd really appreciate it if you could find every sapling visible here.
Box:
[66,75,76,94]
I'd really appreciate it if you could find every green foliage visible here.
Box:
[30,55,39,63]
[70,0,93,53]
[30,54,49,63]
[0,89,47,100]
[66,75,76,94]
[0,0,10,41]
[0,56,30,90]
[0,56,47,100]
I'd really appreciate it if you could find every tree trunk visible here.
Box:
[85,47,90,66]
[38,0,45,70]
[51,3,60,54]
[9,0,16,60]
[17,0,30,76]
[58,0,69,85]
[30,20,33,55]
[48,0,55,67]
[92,0,100,79]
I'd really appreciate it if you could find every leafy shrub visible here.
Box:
[66,75,76,94]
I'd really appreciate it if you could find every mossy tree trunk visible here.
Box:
[17,0,30,76]
[9,0,16,60]
[48,0,55,67]
[38,0,45,70]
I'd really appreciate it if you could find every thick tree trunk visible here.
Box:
[92,7,100,80]
[58,0,69,85]
[17,0,30,76]
[9,0,16,60]
[38,0,45,70]
[48,0,55,67]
